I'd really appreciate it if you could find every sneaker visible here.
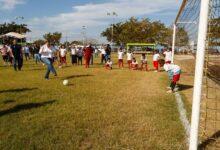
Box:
[167,86,172,90]
[166,90,173,94]
[174,87,179,92]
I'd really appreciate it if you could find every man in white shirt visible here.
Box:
[163,49,172,64]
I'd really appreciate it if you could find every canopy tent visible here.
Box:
[0,32,26,39]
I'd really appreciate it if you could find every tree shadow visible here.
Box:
[62,74,94,80]
[0,100,56,117]
[198,130,220,150]
[0,88,38,94]
[178,84,194,91]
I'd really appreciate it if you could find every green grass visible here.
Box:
[0,54,186,149]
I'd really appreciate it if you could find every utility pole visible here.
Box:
[107,12,118,46]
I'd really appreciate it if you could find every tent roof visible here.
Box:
[0,32,26,39]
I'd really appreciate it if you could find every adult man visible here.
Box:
[11,39,23,71]
[24,45,30,61]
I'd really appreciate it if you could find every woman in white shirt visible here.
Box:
[71,44,77,65]
[39,41,57,80]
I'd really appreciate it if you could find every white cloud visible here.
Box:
[26,0,181,42]
[0,0,25,10]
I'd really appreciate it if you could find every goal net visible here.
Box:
[174,0,220,149]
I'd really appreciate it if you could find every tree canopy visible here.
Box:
[101,17,174,45]
[43,32,62,44]
[0,22,30,35]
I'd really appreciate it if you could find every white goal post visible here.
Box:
[173,0,210,149]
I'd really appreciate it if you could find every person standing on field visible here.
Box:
[163,49,172,64]
[23,45,30,61]
[59,45,67,67]
[77,46,83,65]
[11,39,23,71]
[83,44,93,68]
[0,44,9,66]
[71,44,78,65]
[118,47,124,68]
[153,50,160,72]
[39,41,57,80]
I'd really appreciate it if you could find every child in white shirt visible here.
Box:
[59,45,67,67]
[131,57,138,70]
[141,53,148,71]
[163,49,172,64]
[105,58,113,70]
[118,48,124,68]
[164,64,181,93]
[127,50,133,69]
[153,50,160,72]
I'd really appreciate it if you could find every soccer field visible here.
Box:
[0,54,186,149]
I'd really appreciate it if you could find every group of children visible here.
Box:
[105,48,181,93]
[105,48,171,72]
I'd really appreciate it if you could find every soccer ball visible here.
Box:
[63,80,69,86]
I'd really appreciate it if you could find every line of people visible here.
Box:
[105,48,173,72]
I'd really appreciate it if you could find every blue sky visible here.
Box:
[0,0,182,42]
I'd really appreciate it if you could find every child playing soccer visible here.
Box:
[163,49,172,64]
[118,48,124,68]
[153,50,160,72]
[105,58,113,70]
[131,57,138,70]
[127,50,133,69]
[164,64,181,93]
[140,53,148,71]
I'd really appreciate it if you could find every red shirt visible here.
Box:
[84,46,93,58]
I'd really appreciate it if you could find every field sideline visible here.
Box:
[0,54,187,149]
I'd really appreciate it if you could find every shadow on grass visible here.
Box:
[198,130,220,150]
[0,88,38,94]
[63,74,94,80]
[26,68,45,71]
[0,100,56,117]
[3,100,16,104]
[178,84,194,91]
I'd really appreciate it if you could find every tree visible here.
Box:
[101,17,173,45]
[0,22,30,34]
[71,40,83,45]
[43,32,62,44]
[33,39,45,46]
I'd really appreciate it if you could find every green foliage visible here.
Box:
[43,32,62,44]
[33,39,45,46]
[71,40,83,45]
[101,17,174,45]
[0,22,30,34]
